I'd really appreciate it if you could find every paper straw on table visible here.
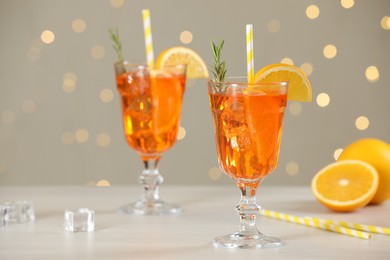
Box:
[260,209,373,240]
[246,24,254,82]
[142,9,154,66]
[305,216,390,236]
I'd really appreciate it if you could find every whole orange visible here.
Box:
[338,138,390,204]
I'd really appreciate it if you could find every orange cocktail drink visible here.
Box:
[209,81,287,188]
[116,65,185,160]
[114,62,186,215]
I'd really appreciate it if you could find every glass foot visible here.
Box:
[213,232,283,249]
[118,199,181,215]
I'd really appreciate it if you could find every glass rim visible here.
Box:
[113,61,187,70]
[208,77,288,86]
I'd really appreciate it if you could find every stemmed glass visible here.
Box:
[208,79,288,248]
[114,61,186,215]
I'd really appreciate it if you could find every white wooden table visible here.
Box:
[1,185,389,259]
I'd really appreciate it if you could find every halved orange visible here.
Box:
[311,160,379,212]
[156,47,209,79]
[251,63,312,102]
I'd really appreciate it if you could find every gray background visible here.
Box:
[0,0,389,186]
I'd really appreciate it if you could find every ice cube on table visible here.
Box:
[0,201,35,226]
[64,208,95,232]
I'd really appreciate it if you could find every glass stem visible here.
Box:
[139,158,163,204]
[236,183,261,237]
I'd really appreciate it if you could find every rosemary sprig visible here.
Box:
[109,28,124,62]
[210,40,227,82]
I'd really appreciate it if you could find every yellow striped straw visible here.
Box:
[306,216,390,236]
[260,209,373,240]
[246,24,254,82]
[142,9,154,67]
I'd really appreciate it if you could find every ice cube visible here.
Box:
[230,130,251,152]
[221,102,247,138]
[123,69,151,95]
[64,208,95,232]
[0,201,35,225]
[127,95,153,123]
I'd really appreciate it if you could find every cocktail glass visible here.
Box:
[208,79,288,248]
[114,62,186,215]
